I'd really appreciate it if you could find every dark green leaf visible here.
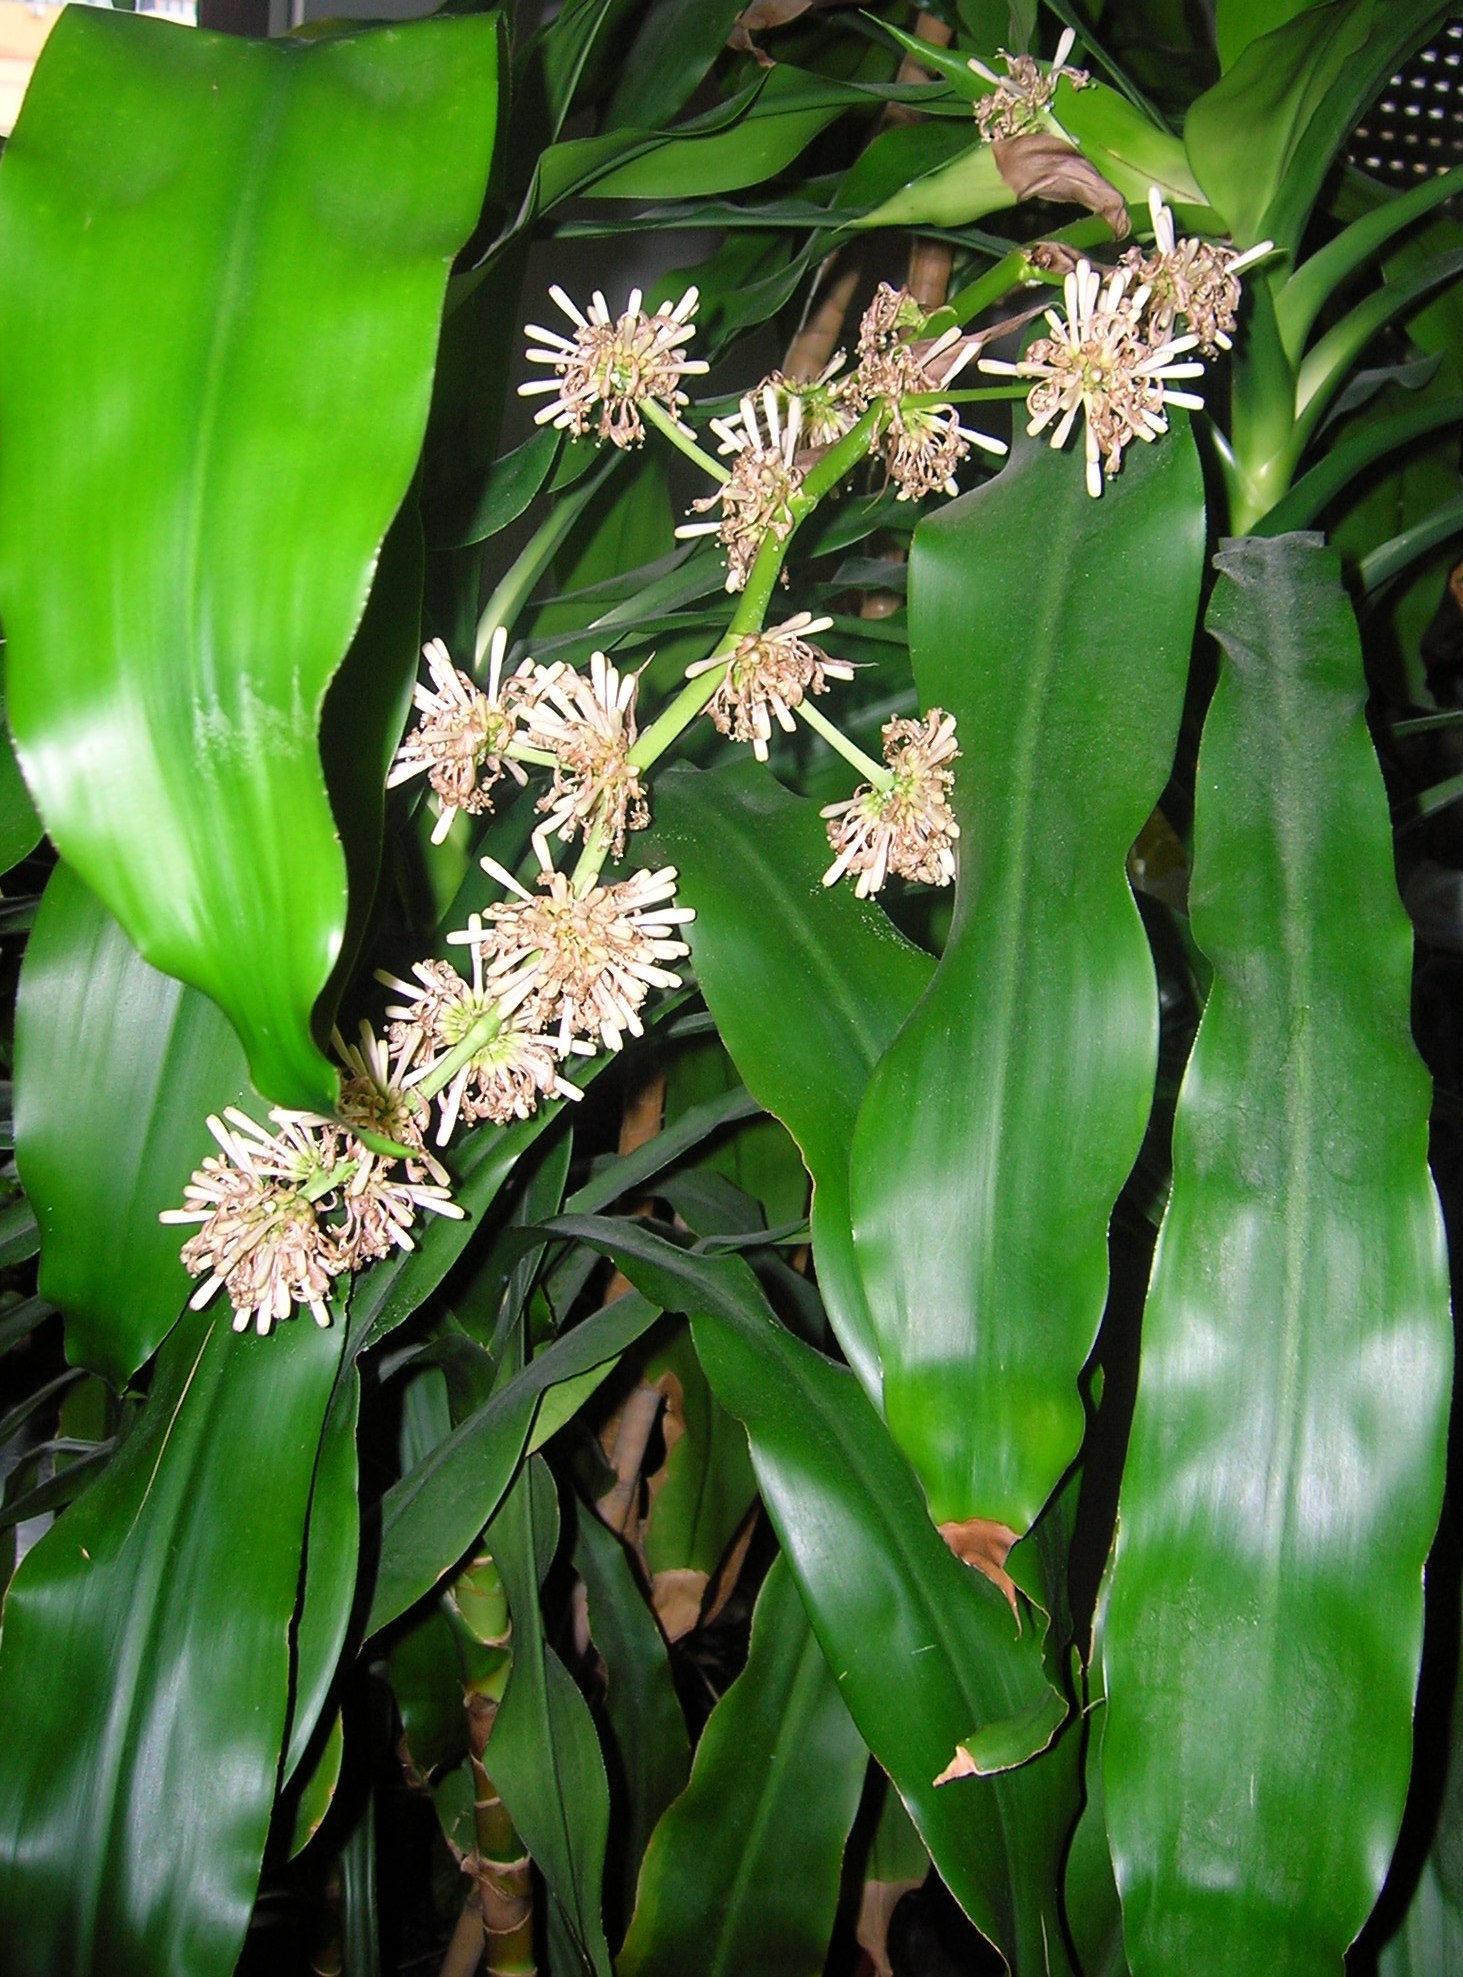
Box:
[0,1314,345,1977]
[15,862,252,1386]
[366,1290,663,1633]
[0,682,40,878]
[604,0,745,132]
[574,1508,691,1914]
[550,1215,1077,1970]
[850,421,1204,1532]
[1184,0,1450,252]
[648,760,934,1403]
[1098,535,1452,1971]
[0,10,501,1108]
[618,1555,867,1977]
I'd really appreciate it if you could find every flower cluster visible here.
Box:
[519,285,708,447]
[686,611,851,760]
[1122,187,1272,355]
[385,630,536,844]
[980,194,1268,496]
[823,709,961,899]
[167,841,696,1333]
[161,1051,463,1337]
[677,388,807,592]
[968,27,1090,142]
[849,284,1006,501]
[169,266,1000,1340]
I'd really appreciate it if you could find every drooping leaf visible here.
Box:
[14,861,252,1386]
[551,1215,1079,1972]
[648,759,934,1403]
[0,1314,345,1977]
[849,421,1204,1533]
[618,1554,868,1977]
[0,9,501,1109]
[1098,535,1452,1974]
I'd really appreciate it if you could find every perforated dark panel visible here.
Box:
[1351,20,1463,185]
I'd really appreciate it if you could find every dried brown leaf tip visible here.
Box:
[937,1515,1021,1616]
[992,132,1129,238]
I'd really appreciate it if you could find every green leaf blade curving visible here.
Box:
[0,10,501,1109]
[648,759,934,1403]
[0,1315,346,1977]
[850,425,1205,1533]
[1098,534,1452,1974]
[618,1555,868,1977]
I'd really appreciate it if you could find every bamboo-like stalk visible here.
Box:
[446,1550,536,1977]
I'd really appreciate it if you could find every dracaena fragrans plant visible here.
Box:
[0,4,1459,1976]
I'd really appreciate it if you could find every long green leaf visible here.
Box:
[648,760,934,1403]
[618,1554,868,1977]
[0,1314,345,1976]
[551,1214,1077,1972]
[14,861,252,1386]
[849,423,1204,1533]
[0,10,500,1109]
[1098,534,1452,1973]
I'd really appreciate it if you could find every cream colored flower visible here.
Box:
[518,285,708,447]
[388,630,534,844]
[676,387,805,592]
[848,285,1005,495]
[968,27,1089,141]
[462,857,694,1054]
[381,925,584,1144]
[979,259,1206,497]
[1123,188,1273,355]
[822,709,960,898]
[686,612,850,760]
[522,650,649,861]
[161,1108,346,1335]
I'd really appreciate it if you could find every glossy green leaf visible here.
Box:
[0,9,501,1110]
[0,1313,345,1977]
[1098,535,1452,1974]
[551,1215,1077,1972]
[849,423,1204,1532]
[1184,0,1450,253]
[286,1710,344,1861]
[574,1508,691,1914]
[849,138,1016,233]
[1276,162,1463,361]
[1215,0,1322,69]
[619,1554,868,1977]
[14,861,252,1386]
[0,683,40,878]
[649,760,934,1403]
[367,1289,662,1633]
[488,1458,613,1977]
[1255,393,1463,535]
